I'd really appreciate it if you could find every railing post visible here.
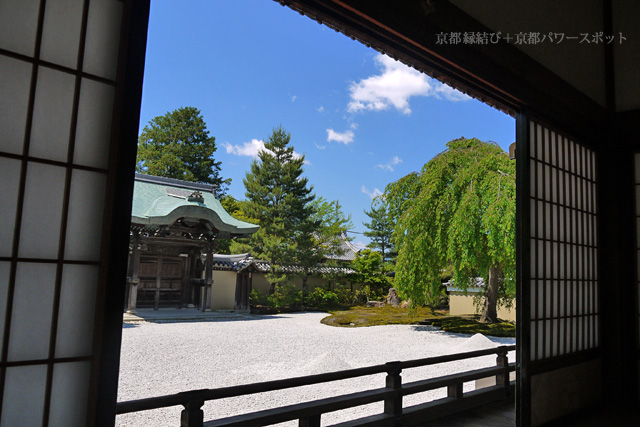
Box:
[384,361,402,426]
[496,346,510,390]
[447,383,463,399]
[181,399,204,427]
[299,414,321,427]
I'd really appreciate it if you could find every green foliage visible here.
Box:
[307,197,354,285]
[363,197,396,263]
[266,283,303,309]
[243,126,315,284]
[249,288,264,305]
[350,249,392,299]
[136,106,230,194]
[332,288,358,305]
[218,195,258,255]
[306,287,339,308]
[386,138,516,319]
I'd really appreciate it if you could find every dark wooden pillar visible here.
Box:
[127,235,141,313]
[154,254,163,310]
[202,245,213,312]
[181,252,191,308]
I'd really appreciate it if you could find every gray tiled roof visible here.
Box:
[323,231,360,261]
[210,253,355,275]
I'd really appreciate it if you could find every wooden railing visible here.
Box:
[116,345,515,427]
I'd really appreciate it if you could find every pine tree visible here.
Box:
[243,126,315,284]
[363,198,396,263]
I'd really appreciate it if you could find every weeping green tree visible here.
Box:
[386,138,515,322]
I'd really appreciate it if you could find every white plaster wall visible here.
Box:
[448,293,516,322]
[211,270,237,310]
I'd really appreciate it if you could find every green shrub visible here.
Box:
[266,283,302,309]
[307,287,339,308]
[249,288,263,305]
[333,288,358,305]
[355,285,387,303]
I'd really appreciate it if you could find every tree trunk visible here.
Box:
[480,266,500,323]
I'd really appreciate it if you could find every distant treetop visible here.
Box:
[136,106,230,195]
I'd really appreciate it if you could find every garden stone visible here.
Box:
[366,301,385,308]
[387,288,401,306]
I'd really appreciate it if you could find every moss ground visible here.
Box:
[320,306,515,338]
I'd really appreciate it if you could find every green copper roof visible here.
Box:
[131,174,259,235]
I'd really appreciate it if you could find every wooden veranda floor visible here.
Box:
[424,400,640,427]
[426,399,515,426]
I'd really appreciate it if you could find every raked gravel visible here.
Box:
[117,312,515,426]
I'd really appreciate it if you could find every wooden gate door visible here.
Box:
[517,114,600,426]
[235,272,252,311]
[138,255,184,309]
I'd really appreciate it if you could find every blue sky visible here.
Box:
[139,0,515,247]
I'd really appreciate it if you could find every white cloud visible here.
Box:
[291,95,297,102]
[326,129,355,144]
[353,240,367,250]
[347,54,469,115]
[434,84,471,101]
[317,105,324,112]
[376,155,403,172]
[314,142,326,150]
[350,122,358,130]
[361,185,383,199]
[222,139,265,157]
[223,139,309,164]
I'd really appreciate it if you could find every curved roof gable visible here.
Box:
[131,174,259,236]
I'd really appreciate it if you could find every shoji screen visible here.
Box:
[0,1,146,425]
[518,115,601,426]
[528,120,599,360]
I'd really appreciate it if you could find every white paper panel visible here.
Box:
[0,56,32,155]
[549,131,557,166]
[7,263,56,361]
[544,165,551,199]
[536,124,543,160]
[552,242,559,278]
[74,79,115,168]
[64,170,107,261]
[536,162,543,199]
[531,322,537,360]
[18,162,66,259]
[0,0,40,56]
[0,157,21,257]
[40,0,84,69]
[83,0,123,80]
[530,160,536,199]
[537,200,544,239]
[48,362,91,426]
[0,262,10,348]
[29,67,75,162]
[55,265,98,358]
[0,365,47,426]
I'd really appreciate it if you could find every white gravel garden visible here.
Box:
[117,312,515,426]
